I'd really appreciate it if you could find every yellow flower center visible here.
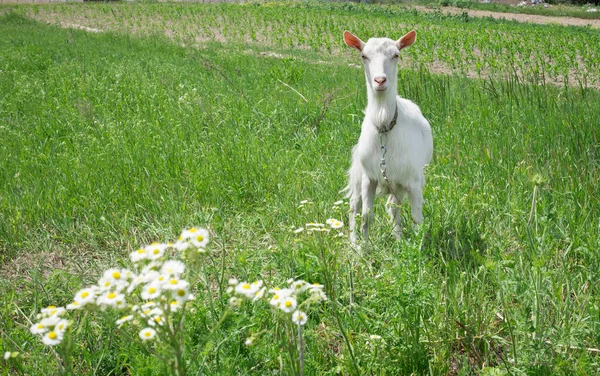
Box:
[137,249,145,254]
[48,331,57,339]
[153,249,160,255]
[189,228,197,233]
[112,271,121,279]
[81,291,89,298]
[196,235,204,242]
[169,279,178,285]
[37,324,44,329]
[154,317,162,323]
[177,289,186,297]
[108,292,117,299]
[148,287,157,294]
[144,331,152,337]
[242,284,251,290]
[285,301,292,308]
[274,294,279,300]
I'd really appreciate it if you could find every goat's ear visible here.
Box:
[396,30,416,50]
[343,31,365,51]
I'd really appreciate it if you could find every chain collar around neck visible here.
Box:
[377,104,398,134]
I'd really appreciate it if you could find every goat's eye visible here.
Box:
[361,54,368,61]
[392,54,399,59]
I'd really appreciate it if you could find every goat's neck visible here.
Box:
[366,87,398,131]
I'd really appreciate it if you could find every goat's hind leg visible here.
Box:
[349,193,361,246]
[407,185,424,225]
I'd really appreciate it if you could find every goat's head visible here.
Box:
[343,30,416,94]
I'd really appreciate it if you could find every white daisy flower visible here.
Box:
[228,278,239,286]
[39,316,61,328]
[141,283,162,301]
[229,297,242,308]
[42,330,63,346]
[329,220,344,229]
[96,291,125,308]
[235,281,261,299]
[55,319,69,333]
[252,287,266,302]
[3,352,10,360]
[180,227,209,248]
[139,327,156,341]
[173,240,191,251]
[174,288,193,303]
[148,314,165,327]
[292,310,308,326]
[40,306,65,318]
[30,322,48,335]
[280,296,297,313]
[66,301,81,310]
[162,277,189,292]
[310,288,328,301]
[161,260,185,277]
[116,315,134,327]
[146,243,168,261]
[130,247,149,263]
[73,287,97,306]
[269,292,284,308]
[290,280,307,293]
[293,227,305,234]
[169,300,183,312]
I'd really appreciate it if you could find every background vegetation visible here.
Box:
[1,2,599,374]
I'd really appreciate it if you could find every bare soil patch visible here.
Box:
[415,5,600,28]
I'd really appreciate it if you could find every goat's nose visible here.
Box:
[374,76,387,85]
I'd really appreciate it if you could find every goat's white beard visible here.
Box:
[366,85,398,130]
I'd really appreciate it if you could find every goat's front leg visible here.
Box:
[361,178,378,245]
[386,186,407,239]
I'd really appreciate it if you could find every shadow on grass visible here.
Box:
[422,212,487,270]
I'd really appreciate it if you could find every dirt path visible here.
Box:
[415,5,600,28]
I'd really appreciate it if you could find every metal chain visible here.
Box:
[379,132,388,178]
[379,131,402,203]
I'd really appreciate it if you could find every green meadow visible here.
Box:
[1,2,599,375]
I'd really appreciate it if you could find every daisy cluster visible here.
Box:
[228,278,327,327]
[30,227,209,346]
[29,306,70,346]
[293,218,344,235]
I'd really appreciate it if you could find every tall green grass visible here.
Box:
[1,6,599,375]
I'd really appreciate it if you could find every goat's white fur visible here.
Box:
[344,30,433,246]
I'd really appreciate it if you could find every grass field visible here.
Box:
[1,2,599,375]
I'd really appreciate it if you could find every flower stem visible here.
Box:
[297,322,305,376]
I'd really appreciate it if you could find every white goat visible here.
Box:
[344,30,433,246]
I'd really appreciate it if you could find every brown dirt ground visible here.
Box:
[415,5,600,28]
